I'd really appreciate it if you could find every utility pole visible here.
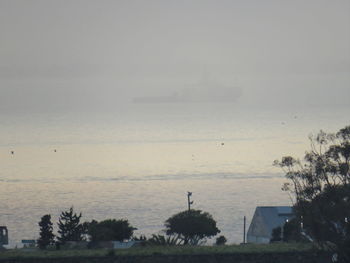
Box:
[187,192,193,211]
[243,216,246,244]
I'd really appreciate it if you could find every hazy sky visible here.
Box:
[0,0,349,113]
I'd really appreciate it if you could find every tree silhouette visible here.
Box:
[37,214,55,249]
[57,207,85,243]
[165,209,220,245]
[275,125,350,262]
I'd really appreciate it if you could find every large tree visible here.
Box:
[37,214,55,249]
[274,125,350,262]
[57,207,86,243]
[87,219,135,242]
[165,209,220,245]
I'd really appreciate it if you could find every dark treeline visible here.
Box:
[37,207,224,249]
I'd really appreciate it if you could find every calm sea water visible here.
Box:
[0,104,349,247]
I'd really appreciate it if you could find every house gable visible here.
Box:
[247,206,294,243]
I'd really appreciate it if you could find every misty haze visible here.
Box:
[0,0,349,259]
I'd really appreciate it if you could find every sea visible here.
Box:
[0,103,348,247]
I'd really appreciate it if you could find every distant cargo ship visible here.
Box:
[133,86,242,104]
[133,93,183,104]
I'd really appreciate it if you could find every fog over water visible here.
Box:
[1,0,349,113]
[0,0,349,247]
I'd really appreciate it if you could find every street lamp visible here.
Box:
[187,192,194,211]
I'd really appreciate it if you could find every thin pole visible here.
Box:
[187,192,193,211]
[188,194,190,211]
[243,216,246,244]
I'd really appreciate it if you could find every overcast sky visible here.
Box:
[0,0,349,113]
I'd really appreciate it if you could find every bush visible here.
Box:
[147,234,182,246]
[215,235,227,246]
[87,219,135,242]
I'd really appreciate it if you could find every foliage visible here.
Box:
[0,243,316,259]
[165,209,220,245]
[274,125,350,262]
[132,235,147,241]
[147,234,182,246]
[215,235,227,246]
[106,249,115,257]
[270,226,282,242]
[37,214,55,249]
[270,218,306,243]
[57,207,86,244]
[283,218,306,242]
[87,219,135,242]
